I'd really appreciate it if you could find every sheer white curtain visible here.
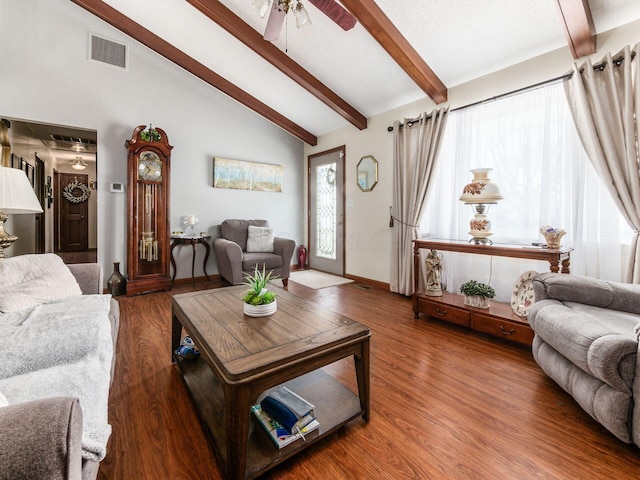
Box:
[420,81,632,302]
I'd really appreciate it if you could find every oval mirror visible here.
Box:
[356,155,378,192]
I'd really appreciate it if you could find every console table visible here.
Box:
[412,239,573,345]
[170,234,211,287]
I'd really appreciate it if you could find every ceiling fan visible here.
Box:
[251,0,357,41]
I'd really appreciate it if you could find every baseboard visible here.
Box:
[344,274,389,290]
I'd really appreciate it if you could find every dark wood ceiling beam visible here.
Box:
[70,0,317,145]
[185,0,367,131]
[339,0,447,104]
[554,0,596,59]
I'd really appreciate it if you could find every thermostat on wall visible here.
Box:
[110,182,125,193]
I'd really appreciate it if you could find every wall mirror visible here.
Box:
[356,155,378,192]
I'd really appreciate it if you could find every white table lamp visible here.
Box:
[0,166,44,258]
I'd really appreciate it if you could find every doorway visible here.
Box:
[307,146,345,276]
[58,172,89,252]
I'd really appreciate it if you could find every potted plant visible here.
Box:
[243,265,277,317]
[460,280,495,309]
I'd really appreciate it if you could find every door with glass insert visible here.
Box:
[308,147,345,276]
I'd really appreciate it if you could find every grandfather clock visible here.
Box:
[125,125,172,295]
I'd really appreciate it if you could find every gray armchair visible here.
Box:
[528,272,640,446]
[213,219,295,287]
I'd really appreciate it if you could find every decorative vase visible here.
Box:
[464,295,490,309]
[244,300,277,317]
[107,262,126,296]
[297,244,307,269]
[540,226,566,249]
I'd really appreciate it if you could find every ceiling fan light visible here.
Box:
[70,157,87,170]
[251,0,272,18]
[294,1,311,28]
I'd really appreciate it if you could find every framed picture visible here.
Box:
[20,157,27,172]
[10,153,19,169]
[213,157,284,192]
[25,163,34,186]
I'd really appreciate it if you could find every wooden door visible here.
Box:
[59,173,89,252]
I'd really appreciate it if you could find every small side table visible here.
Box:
[170,235,211,288]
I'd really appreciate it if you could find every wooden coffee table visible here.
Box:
[171,286,371,480]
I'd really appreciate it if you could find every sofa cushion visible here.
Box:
[242,253,282,272]
[530,299,638,392]
[246,225,275,253]
[0,253,82,313]
[220,219,268,251]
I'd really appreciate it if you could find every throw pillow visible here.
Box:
[0,253,83,313]
[246,226,275,253]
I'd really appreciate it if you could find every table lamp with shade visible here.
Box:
[459,168,503,245]
[0,166,44,258]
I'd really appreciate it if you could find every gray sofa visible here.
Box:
[213,219,295,286]
[0,260,120,480]
[528,272,640,446]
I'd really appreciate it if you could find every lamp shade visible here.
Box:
[459,168,503,204]
[0,166,43,214]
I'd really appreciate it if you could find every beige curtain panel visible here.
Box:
[564,43,640,283]
[391,107,449,295]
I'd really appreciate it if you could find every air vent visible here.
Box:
[90,34,127,69]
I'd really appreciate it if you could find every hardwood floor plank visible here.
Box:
[99,279,640,479]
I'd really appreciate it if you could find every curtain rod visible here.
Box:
[387,51,636,132]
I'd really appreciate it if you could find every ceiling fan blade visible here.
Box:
[263,2,286,41]
[307,0,357,31]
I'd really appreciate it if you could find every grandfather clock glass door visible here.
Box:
[126,126,172,295]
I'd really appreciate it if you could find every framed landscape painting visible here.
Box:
[213,157,283,192]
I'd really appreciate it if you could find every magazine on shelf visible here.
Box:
[251,404,319,449]
[260,386,315,434]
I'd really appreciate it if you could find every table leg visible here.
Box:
[202,241,211,281]
[191,243,196,288]
[561,257,571,274]
[549,258,560,273]
[170,241,179,283]
[171,315,182,362]
[354,338,370,421]
[224,383,251,480]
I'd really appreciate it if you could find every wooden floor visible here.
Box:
[98,278,640,479]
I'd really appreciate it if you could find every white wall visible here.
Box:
[1,0,305,283]
[304,19,640,285]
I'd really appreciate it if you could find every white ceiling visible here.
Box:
[99,0,640,139]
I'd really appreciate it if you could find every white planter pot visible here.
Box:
[243,299,277,317]
[464,295,490,309]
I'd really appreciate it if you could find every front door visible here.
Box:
[58,173,89,252]
[308,147,345,276]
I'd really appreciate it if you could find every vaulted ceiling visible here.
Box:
[71,0,640,145]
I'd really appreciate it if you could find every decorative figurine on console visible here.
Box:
[425,249,443,297]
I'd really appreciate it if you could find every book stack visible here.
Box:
[252,387,319,449]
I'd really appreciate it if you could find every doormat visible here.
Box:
[288,270,354,290]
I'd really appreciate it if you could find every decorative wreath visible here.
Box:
[63,178,91,203]
[326,167,336,185]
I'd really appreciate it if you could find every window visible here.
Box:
[421,81,632,301]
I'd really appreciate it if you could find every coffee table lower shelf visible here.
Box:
[174,355,364,479]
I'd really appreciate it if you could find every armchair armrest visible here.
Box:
[67,263,103,295]
[213,238,244,285]
[273,237,296,279]
[0,397,83,480]
[533,272,640,315]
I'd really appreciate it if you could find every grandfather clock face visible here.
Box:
[137,151,163,182]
